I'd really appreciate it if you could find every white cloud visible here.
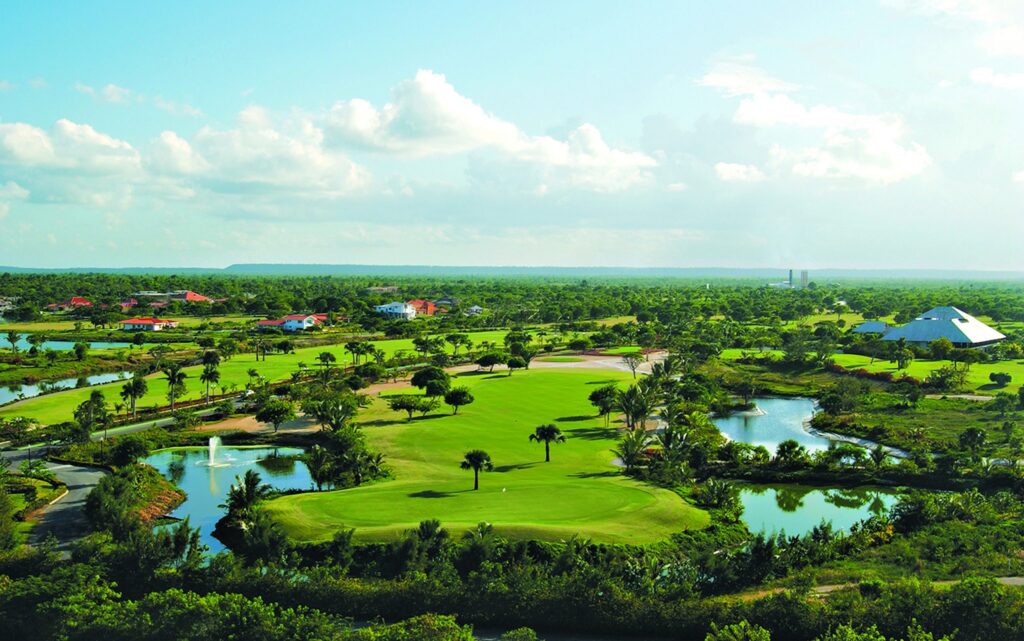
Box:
[326,69,655,191]
[665,182,688,192]
[884,0,1024,56]
[698,59,798,96]
[153,96,203,117]
[149,106,369,197]
[970,66,1024,88]
[714,162,766,182]
[0,181,29,220]
[0,119,140,172]
[726,89,931,183]
[102,83,134,103]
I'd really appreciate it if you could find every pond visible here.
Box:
[740,484,901,537]
[0,332,131,351]
[713,396,830,452]
[0,371,133,406]
[144,442,312,553]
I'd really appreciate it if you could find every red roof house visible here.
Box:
[119,317,179,331]
[406,299,437,316]
[170,290,213,303]
[46,296,93,311]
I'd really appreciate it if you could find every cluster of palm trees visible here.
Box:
[459,423,568,491]
[303,443,386,491]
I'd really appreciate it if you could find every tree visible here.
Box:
[3,330,19,354]
[388,395,422,421]
[74,390,110,438]
[445,333,470,356]
[120,372,149,419]
[199,364,220,403]
[989,372,1013,387]
[529,424,566,462]
[476,352,505,372]
[506,355,526,376]
[110,436,150,467]
[221,469,272,518]
[443,387,474,414]
[774,439,810,468]
[622,352,645,379]
[589,384,619,425]
[929,337,954,360]
[302,393,362,432]
[613,428,650,473]
[959,426,986,454]
[304,445,333,491]
[894,381,923,408]
[411,366,450,392]
[989,392,1017,418]
[255,398,295,432]
[460,449,493,490]
[73,341,89,361]
[317,351,336,370]
[163,365,187,412]
[567,337,591,354]
[704,621,772,641]
[896,348,914,370]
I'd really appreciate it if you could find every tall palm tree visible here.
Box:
[246,368,259,388]
[120,371,148,419]
[318,351,337,370]
[199,364,220,403]
[460,449,494,490]
[26,333,45,353]
[163,364,187,412]
[529,424,567,462]
[4,330,20,354]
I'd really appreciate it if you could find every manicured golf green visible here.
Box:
[0,329,516,425]
[265,368,708,544]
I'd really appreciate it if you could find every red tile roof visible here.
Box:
[406,299,437,316]
[121,317,176,325]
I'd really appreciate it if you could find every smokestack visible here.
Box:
[788,269,793,286]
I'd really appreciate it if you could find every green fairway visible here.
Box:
[832,353,1024,392]
[0,329,515,425]
[538,356,585,362]
[265,368,707,544]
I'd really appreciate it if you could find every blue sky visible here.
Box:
[1,0,1022,269]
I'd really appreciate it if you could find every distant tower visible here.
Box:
[788,269,793,287]
[800,270,809,288]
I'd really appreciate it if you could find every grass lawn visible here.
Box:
[538,356,585,363]
[264,368,707,544]
[832,353,1024,393]
[0,329,517,425]
[603,345,642,355]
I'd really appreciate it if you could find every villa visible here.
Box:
[46,296,93,311]
[374,301,417,320]
[882,306,1005,349]
[407,299,437,316]
[119,317,179,331]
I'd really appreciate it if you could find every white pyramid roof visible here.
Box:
[882,306,1005,345]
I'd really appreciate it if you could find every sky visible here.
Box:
[0,0,1022,270]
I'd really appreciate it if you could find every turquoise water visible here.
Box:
[739,484,900,537]
[714,397,830,452]
[145,446,312,553]
[0,332,130,351]
[0,371,132,406]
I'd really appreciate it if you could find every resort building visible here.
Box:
[46,296,93,311]
[882,306,1005,349]
[374,302,417,320]
[466,305,484,315]
[119,317,179,331]
[256,314,321,332]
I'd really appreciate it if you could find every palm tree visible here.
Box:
[246,368,259,388]
[4,330,20,354]
[163,364,187,412]
[529,424,566,462]
[220,469,272,518]
[199,364,220,403]
[120,371,148,419]
[318,351,337,370]
[26,333,45,353]
[613,429,651,473]
[869,444,888,470]
[304,445,333,491]
[460,449,494,490]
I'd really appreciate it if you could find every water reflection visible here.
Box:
[739,484,900,537]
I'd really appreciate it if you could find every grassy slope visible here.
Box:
[0,329,514,425]
[265,368,707,544]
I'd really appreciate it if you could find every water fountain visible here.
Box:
[208,436,221,466]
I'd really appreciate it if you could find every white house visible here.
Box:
[256,314,320,332]
[119,317,179,331]
[374,302,417,320]
[466,305,484,315]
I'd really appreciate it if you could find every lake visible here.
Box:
[739,484,900,537]
[145,444,312,553]
[713,396,830,452]
[0,332,131,351]
[0,370,133,406]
